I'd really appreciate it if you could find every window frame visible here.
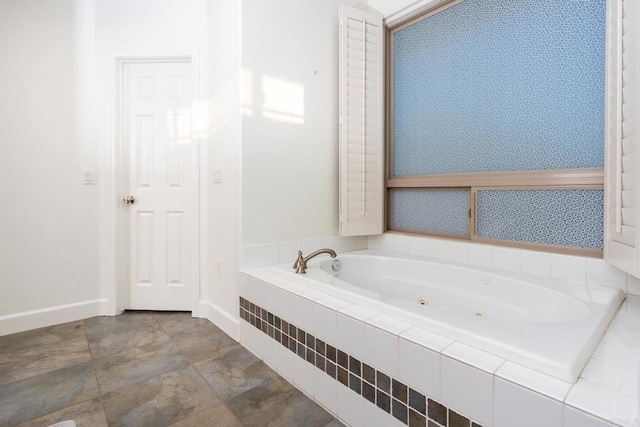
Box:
[384,0,606,258]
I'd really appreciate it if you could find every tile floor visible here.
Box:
[0,312,343,427]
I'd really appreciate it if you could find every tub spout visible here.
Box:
[293,248,337,274]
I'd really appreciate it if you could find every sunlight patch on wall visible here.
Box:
[261,74,304,124]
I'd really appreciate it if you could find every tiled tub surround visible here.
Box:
[368,234,639,296]
[239,297,483,427]
[280,249,623,383]
[240,268,640,427]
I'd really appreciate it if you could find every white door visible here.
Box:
[123,61,197,311]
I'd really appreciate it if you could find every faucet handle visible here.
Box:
[292,250,304,270]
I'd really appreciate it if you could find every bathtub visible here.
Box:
[266,249,624,382]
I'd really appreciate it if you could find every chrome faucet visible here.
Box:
[293,248,337,274]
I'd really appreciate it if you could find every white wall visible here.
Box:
[199,0,243,338]
[0,0,210,335]
[0,0,102,333]
[240,0,365,245]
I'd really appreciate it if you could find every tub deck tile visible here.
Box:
[495,361,572,401]
[441,342,504,374]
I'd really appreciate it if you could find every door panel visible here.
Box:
[124,61,196,310]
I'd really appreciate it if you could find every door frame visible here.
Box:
[110,54,202,314]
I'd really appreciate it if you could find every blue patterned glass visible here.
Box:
[392,0,606,176]
[391,189,469,235]
[476,189,604,249]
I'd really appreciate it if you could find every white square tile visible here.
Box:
[364,400,401,427]
[601,329,640,352]
[520,250,552,276]
[492,246,520,272]
[293,353,315,397]
[441,356,494,426]
[294,295,315,334]
[610,317,640,338]
[564,406,617,427]
[368,235,384,249]
[566,378,639,424]
[316,296,350,311]
[356,236,369,250]
[337,383,365,427]
[624,296,640,322]
[337,313,366,360]
[279,240,299,264]
[342,236,363,253]
[446,240,469,263]
[263,283,295,320]
[238,320,253,346]
[263,243,280,265]
[399,337,440,399]
[592,342,640,371]
[314,368,338,416]
[338,304,379,322]
[494,378,563,427]
[442,342,504,374]
[400,327,453,353]
[628,275,640,297]
[365,324,399,377]
[587,258,627,291]
[408,236,429,257]
[297,237,321,257]
[389,233,410,253]
[314,303,338,346]
[581,358,639,396]
[241,321,275,364]
[242,244,267,269]
[428,238,447,260]
[272,342,296,382]
[294,286,327,302]
[326,235,345,254]
[366,314,412,336]
[495,362,572,401]
[468,243,493,267]
[551,253,586,283]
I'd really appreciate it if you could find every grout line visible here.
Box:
[82,317,109,422]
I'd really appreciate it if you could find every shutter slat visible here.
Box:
[609,206,636,226]
[623,154,636,172]
[623,190,636,208]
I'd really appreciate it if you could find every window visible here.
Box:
[387,0,606,256]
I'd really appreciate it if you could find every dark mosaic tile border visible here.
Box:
[239,297,484,427]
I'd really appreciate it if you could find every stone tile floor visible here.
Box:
[0,312,343,427]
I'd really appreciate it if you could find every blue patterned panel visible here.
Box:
[476,189,604,249]
[391,189,469,235]
[392,0,606,176]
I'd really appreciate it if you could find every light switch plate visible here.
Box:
[213,168,224,184]
[83,169,95,185]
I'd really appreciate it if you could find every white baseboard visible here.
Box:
[195,299,240,341]
[0,299,109,336]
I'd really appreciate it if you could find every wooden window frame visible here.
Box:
[385,1,605,258]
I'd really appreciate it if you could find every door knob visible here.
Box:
[123,195,136,205]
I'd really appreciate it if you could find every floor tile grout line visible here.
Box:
[82,318,110,424]
[189,351,248,427]
[153,311,248,427]
[148,311,247,426]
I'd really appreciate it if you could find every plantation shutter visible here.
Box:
[605,0,640,275]
[338,5,385,237]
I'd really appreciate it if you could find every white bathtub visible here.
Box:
[267,249,624,382]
